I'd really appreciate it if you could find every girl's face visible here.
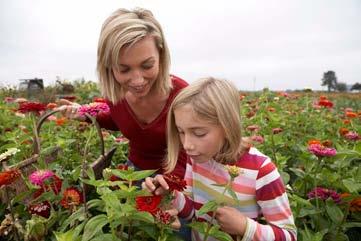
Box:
[174,104,225,163]
[112,35,160,99]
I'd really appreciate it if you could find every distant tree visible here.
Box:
[335,82,347,92]
[321,71,337,92]
[351,82,361,91]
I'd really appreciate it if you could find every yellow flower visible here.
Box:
[225,165,243,178]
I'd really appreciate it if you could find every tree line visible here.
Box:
[321,70,361,92]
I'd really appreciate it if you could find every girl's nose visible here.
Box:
[183,135,194,151]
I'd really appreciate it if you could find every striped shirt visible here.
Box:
[172,147,297,241]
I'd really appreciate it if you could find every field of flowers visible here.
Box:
[0,81,360,241]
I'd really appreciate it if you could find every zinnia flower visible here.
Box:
[246,125,260,132]
[60,187,83,209]
[318,99,333,108]
[163,174,187,192]
[339,127,349,136]
[308,144,337,157]
[4,97,15,103]
[154,209,172,224]
[307,187,341,203]
[28,201,51,218]
[251,135,264,144]
[93,97,107,103]
[225,165,243,178]
[18,101,47,114]
[272,127,283,134]
[46,102,57,109]
[109,164,129,182]
[345,111,357,118]
[344,132,360,141]
[136,195,162,215]
[0,169,21,187]
[349,197,361,212]
[77,102,110,117]
[30,170,62,195]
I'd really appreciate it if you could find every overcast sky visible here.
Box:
[0,0,360,91]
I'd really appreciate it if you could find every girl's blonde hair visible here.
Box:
[165,77,250,173]
[97,8,172,104]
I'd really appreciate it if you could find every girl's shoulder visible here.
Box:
[235,147,272,170]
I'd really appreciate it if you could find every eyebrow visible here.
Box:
[118,57,155,68]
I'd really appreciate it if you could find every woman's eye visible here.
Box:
[120,69,129,73]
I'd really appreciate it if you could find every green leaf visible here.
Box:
[59,207,86,231]
[53,229,81,241]
[209,226,234,241]
[127,169,157,181]
[342,179,361,193]
[198,200,219,215]
[82,214,108,241]
[325,199,344,225]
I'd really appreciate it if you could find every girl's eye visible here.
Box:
[194,132,206,137]
[142,65,153,70]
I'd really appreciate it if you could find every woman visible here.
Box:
[61,8,188,178]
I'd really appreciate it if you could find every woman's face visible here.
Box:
[112,35,160,99]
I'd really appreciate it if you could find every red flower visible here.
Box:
[18,101,47,114]
[61,95,77,101]
[154,209,172,224]
[0,169,21,187]
[28,201,51,218]
[318,99,333,108]
[33,175,63,198]
[46,102,57,109]
[93,97,107,103]
[163,174,187,192]
[345,111,357,118]
[272,127,283,134]
[60,187,83,209]
[136,195,162,214]
[339,128,349,136]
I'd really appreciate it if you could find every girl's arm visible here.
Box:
[243,159,297,241]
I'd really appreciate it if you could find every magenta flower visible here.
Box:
[307,187,341,204]
[308,144,337,157]
[77,102,110,117]
[29,170,55,186]
[344,132,360,141]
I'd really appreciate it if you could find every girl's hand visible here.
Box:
[142,174,170,195]
[56,99,84,120]
[215,206,247,235]
[165,208,181,230]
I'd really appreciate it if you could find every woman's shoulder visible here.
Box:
[170,74,188,89]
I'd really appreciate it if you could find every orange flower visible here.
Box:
[350,197,361,212]
[318,99,333,108]
[308,139,321,145]
[0,169,21,187]
[319,96,327,100]
[60,187,83,209]
[55,117,67,126]
[343,119,351,125]
[339,128,349,136]
[346,112,357,118]
[322,140,333,147]
[267,107,276,112]
[46,102,57,110]
[239,95,245,100]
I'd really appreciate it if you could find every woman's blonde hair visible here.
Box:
[97,8,172,104]
[165,77,249,173]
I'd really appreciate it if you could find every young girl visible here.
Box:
[144,77,297,240]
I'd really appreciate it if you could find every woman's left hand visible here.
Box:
[215,206,247,235]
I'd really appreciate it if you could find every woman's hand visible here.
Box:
[142,174,170,195]
[56,99,84,120]
[215,206,247,235]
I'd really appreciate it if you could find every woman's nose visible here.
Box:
[130,70,144,85]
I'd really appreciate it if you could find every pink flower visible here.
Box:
[77,102,110,117]
[344,132,360,141]
[246,125,260,132]
[308,144,337,157]
[307,187,341,203]
[4,97,15,103]
[251,135,264,144]
[29,170,55,186]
